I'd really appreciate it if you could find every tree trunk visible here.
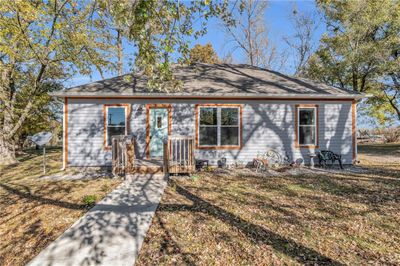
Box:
[387,95,400,121]
[0,135,17,165]
[117,28,123,76]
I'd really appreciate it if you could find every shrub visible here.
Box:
[191,174,200,182]
[82,195,97,208]
[380,127,400,143]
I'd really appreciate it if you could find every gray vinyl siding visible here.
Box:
[67,98,354,166]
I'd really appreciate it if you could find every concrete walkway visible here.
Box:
[28,173,168,266]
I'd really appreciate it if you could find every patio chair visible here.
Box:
[317,150,343,169]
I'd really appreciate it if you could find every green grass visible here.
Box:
[0,148,121,266]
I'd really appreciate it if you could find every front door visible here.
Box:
[149,108,169,158]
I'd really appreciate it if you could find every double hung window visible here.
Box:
[198,106,241,148]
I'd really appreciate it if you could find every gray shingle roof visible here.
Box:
[52,63,362,99]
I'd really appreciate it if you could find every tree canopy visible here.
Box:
[0,0,115,164]
[189,43,220,64]
[1,0,399,164]
[0,0,230,164]
[305,0,400,125]
[98,0,231,91]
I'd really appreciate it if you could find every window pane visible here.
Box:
[199,127,217,145]
[108,107,126,126]
[221,108,239,125]
[299,108,315,125]
[299,126,315,145]
[200,108,217,125]
[107,126,125,146]
[157,116,162,128]
[221,127,239,145]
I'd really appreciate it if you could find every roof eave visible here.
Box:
[49,92,366,100]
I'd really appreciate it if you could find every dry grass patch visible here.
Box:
[358,143,400,167]
[137,146,400,265]
[0,148,121,266]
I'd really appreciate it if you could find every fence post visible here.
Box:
[163,140,169,175]
[126,138,135,173]
[111,137,118,176]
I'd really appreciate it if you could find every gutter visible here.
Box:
[50,92,369,100]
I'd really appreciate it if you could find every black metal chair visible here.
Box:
[317,150,343,169]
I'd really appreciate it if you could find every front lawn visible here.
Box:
[0,148,121,266]
[358,143,400,167]
[136,145,400,265]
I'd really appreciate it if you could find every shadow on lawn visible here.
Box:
[155,215,198,265]
[21,173,167,266]
[0,183,86,210]
[354,166,400,179]
[289,171,400,206]
[158,181,344,265]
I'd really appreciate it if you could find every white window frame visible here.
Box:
[297,106,317,146]
[198,106,241,148]
[105,105,128,148]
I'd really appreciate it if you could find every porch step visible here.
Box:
[133,159,163,174]
[133,166,163,174]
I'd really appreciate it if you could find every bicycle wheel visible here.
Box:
[266,150,283,165]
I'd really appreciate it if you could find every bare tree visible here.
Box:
[99,0,133,76]
[221,0,278,69]
[283,7,319,76]
[116,29,123,75]
[221,50,235,64]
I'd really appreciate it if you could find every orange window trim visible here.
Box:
[295,104,319,149]
[63,97,68,168]
[195,104,243,150]
[145,104,172,159]
[103,104,131,150]
[352,100,357,162]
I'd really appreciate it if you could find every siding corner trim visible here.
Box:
[352,100,357,162]
[63,97,68,168]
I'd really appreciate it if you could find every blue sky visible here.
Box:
[65,0,324,88]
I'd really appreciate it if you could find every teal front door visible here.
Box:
[149,108,169,158]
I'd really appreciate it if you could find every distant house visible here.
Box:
[51,63,363,169]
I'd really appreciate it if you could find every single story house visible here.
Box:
[52,63,363,169]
